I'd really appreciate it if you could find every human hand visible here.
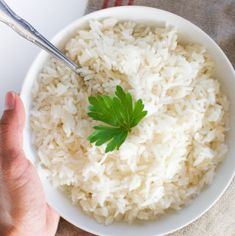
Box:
[0,92,59,236]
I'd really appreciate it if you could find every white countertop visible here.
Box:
[0,0,88,113]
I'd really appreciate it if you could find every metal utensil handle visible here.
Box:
[0,0,80,73]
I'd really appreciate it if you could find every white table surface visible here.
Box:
[0,0,88,113]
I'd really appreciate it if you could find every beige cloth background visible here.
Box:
[56,0,235,235]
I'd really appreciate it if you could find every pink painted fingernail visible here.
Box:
[5,91,16,110]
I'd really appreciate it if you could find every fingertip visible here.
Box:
[5,91,16,111]
[0,92,26,155]
[1,92,25,125]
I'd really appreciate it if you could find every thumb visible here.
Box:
[0,92,25,158]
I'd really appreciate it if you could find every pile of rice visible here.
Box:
[31,19,229,224]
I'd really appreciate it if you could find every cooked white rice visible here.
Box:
[31,19,229,224]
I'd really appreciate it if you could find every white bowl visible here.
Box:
[20,6,235,236]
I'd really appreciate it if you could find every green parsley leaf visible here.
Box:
[87,86,147,153]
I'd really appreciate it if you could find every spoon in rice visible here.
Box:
[0,0,81,74]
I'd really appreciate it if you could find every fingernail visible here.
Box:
[5,92,16,110]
